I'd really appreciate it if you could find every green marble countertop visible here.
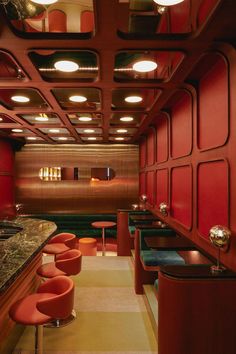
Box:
[0,217,57,293]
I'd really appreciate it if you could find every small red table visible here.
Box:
[91,221,116,256]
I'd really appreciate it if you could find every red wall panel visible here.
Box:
[139,137,146,168]
[0,140,14,172]
[139,172,146,196]
[171,91,192,159]
[155,169,168,208]
[197,160,228,239]
[171,165,192,229]
[198,56,228,150]
[146,128,155,166]
[146,170,155,206]
[155,113,168,163]
[198,0,220,27]
[0,176,15,218]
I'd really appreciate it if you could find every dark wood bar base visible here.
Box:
[0,252,42,353]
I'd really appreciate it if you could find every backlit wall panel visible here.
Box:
[198,56,228,150]
[156,169,168,208]
[197,160,228,239]
[171,165,192,229]
[147,128,155,166]
[155,113,168,163]
[171,91,192,158]
[147,170,155,207]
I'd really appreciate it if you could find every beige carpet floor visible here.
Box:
[14,256,157,354]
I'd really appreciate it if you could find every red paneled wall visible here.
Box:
[139,48,236,271]
[0,140,15,218]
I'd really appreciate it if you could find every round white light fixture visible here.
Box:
[78,116,92,122]
[115,137,125,141]
[12,128,23,133]
[54,60,79,73]
[153,0,184,6]
[0,117,3,121]
[27,137,37,140]
[69,95,87,103]
[120,116,134,122]
[125,95,143,103]
[88,137,97,140]
[58,137,68,141]
[31,0,58,5]
[49,129,60,133]
[133,60,157,73]
[84,129,95,133]
[11,95,30,103]
[117,129,127,133]
[35,116,49,122]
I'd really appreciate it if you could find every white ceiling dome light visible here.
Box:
[133,60,157,73]
[31,0,58,5]
[54,60,79,73]
[153,0,184,6]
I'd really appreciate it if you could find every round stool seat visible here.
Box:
[9,292,55,325]
[79,237,97,256]
[43,242,69,255]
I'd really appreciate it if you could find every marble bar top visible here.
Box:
[0,217,57,294]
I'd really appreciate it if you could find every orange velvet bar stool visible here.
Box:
[37,249,82,278]
[79,237,97,256]
[9,276,74,354]
[43,233,77,257]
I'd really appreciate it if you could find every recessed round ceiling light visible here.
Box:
[78,116,92,122]
[115,137,125,141]
[88,137,97,140]
[125,95,143,103]
[31,0,58,5]
[35,116,49,122]
[84,129,95,133]
[58,137,68,140]
[49,129,60,133]
[133,60,157,73]
[54,60,79,73]
[0,117,3,121]
[27,137,37,140]
[12,128,23,133]
[117,129,127,133]
[153,0,184,5]
[69,95,87,103]
[120,116,134,122]
[11,95,30,103]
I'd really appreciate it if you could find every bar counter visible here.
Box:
[0,217,57,293]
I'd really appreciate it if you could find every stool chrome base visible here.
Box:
[44,309,76,328]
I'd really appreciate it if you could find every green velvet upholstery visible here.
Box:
[24,214,117,238]
[140,250,185,267]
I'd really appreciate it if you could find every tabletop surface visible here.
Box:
[144,236,196,250]
[92,221,116,228]
[130,214,159,221]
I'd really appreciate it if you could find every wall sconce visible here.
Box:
[159,202,169,216]
[139,194,147,210]
[209,225,231,273]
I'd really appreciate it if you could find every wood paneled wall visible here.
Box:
[139,44,236,271]
[15,144,139,214]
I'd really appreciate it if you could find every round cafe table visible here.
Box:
[91,221,116,256]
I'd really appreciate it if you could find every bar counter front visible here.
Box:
[0,217,57,353]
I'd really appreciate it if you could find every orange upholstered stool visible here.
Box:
[43,233,76,258]
[78,237,97,256]
[37,249,82,278]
